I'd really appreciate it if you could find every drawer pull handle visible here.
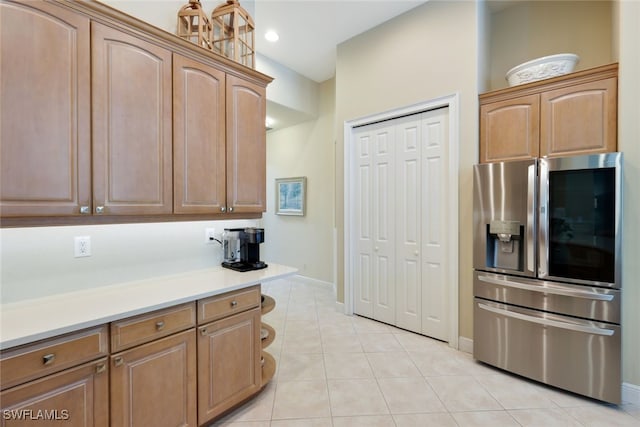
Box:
[231,300,238,308]
[114,357,124,367]
[201,328,208,336]
[42,353,56,365]
[156,320,165,331]
[95,363,107,374]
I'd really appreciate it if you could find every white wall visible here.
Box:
[618,0,640,392]
[260,79,336,284]
[0,219,257,303]
[488,1,613,90]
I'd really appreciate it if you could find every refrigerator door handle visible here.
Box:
[526,163,536,274]
[538,160,549,278]
[477,274,615,301]
[477,303,615,336]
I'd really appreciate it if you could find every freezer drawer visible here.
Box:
[473,298,621,404]
[474,271,621,324]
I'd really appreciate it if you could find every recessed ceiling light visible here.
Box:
[265,30,279,42]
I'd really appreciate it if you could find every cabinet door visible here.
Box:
[0,0,91,217]
[479,94,540,163]
[110,330,197,427]
[92,22,173,216]
[173,54,226,214]
[540,77,617,157]
[0,358,108,427]
[226,75,267,213]
[197,307,261,425]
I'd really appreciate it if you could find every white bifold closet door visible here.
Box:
[354,121,396,325]
[354,108,449,341]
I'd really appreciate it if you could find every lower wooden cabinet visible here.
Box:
[110,329,197,427]
[0,358,109,427]
[197,307,261,425]
[1,288,266,426]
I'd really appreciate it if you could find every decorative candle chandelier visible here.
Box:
[211,0,255,68]
[177,0,213,50]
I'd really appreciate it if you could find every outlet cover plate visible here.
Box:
[74,236,91,257]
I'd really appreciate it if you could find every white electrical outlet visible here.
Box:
[74,236,91,257]
[205,228,216,244]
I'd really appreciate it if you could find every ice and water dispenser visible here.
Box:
[485,220,524,272]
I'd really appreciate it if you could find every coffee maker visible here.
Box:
[222,228,267,272]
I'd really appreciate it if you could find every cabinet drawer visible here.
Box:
[0,325,109,390]
[198,285,260,324]
[111,302,196,352]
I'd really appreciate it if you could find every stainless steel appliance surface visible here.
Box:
[472,152,623,404]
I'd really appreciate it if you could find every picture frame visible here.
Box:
[275,177,307,216]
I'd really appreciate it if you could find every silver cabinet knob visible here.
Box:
[414,251,419,256]
[221,206,226,212]
[155,320,165,331]
[43,353,56,365]
[230,300,238,308]
[374,247,379,252]
[229,207,234,212]
[95,206,105,214]
[80,206,90,214]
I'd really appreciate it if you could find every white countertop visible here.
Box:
[0,263,297,350]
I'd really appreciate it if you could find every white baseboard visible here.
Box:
[292,274,334,288]
[458,336,473,354]
[623,382,640,405]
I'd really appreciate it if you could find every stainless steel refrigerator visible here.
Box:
[472,152,623,404]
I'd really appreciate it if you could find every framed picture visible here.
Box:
[275,177,307,216]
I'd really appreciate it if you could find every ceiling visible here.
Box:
[253,0,429,83]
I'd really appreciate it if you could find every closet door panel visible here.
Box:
[420,109,449,341]
[354,131,374,317]
[395,117,421,333]
[372,126,395,324]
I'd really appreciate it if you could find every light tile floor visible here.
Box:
[211,278,640,427]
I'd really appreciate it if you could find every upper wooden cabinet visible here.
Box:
[174,57,267,215]
[479,64,617,163]
[539,77,617,157]
[92,22,173,216]
[173,54,226,214]
[480,94,540,162]
[0,0,271,224]
[0,0,91,217]
[226,75,267,214]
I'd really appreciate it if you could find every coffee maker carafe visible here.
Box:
[221,228,268,272]
[222,229,241,263]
